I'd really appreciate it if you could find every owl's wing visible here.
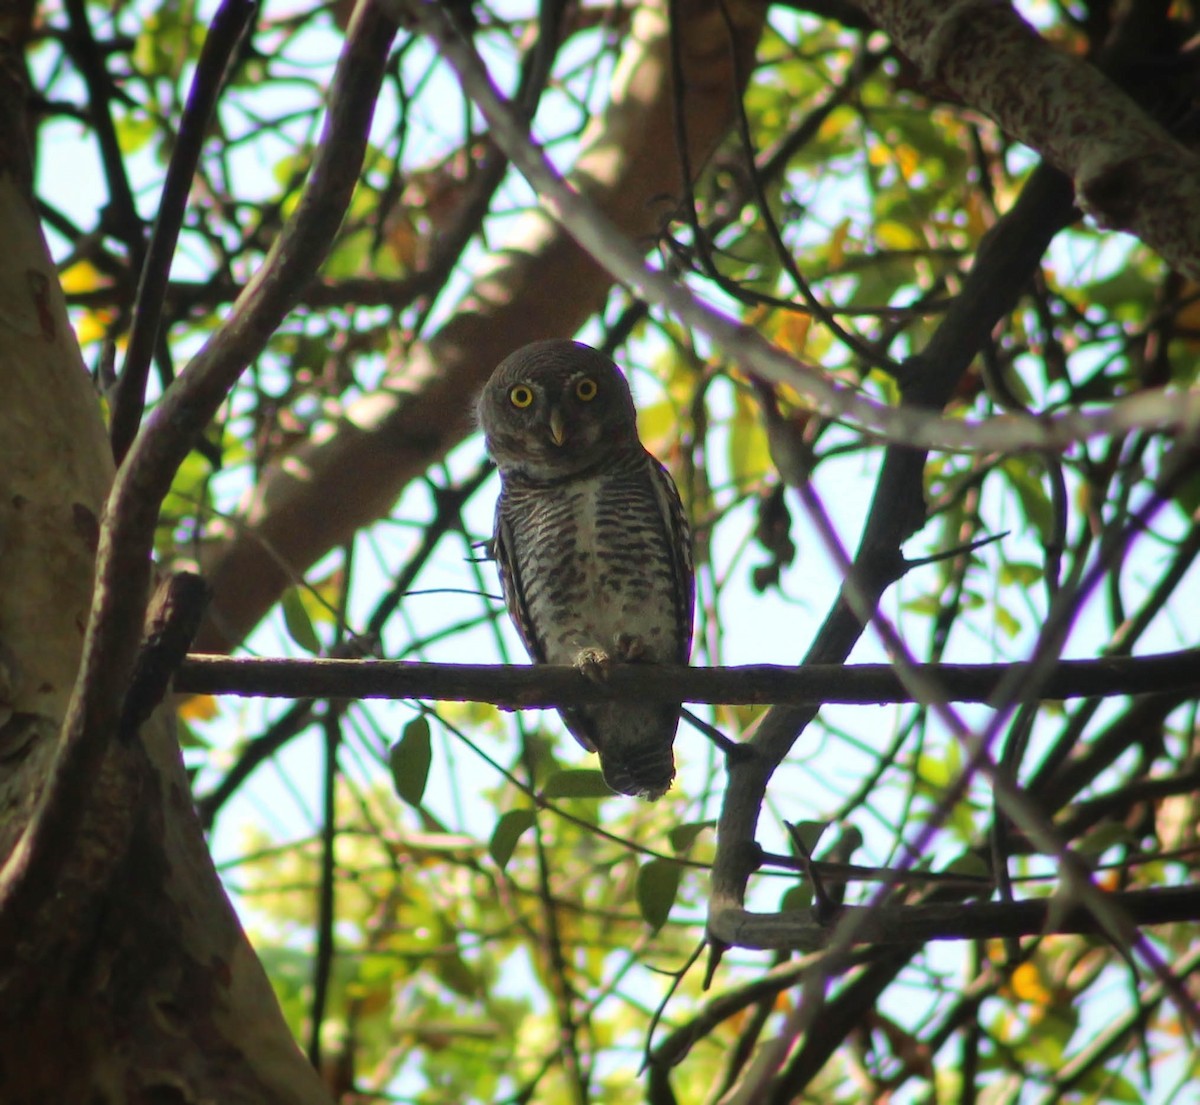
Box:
[492,497,548,666]
[647,453,695,664]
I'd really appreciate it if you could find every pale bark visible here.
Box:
[195,0,766,652]
[0,27,333,1105]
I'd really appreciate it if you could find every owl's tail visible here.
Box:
[600,741,676,802]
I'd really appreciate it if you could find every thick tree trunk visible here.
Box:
[0,71,331,1105]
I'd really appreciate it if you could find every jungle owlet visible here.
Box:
[478,340,694,800]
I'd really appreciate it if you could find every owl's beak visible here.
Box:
[548,406,566,447]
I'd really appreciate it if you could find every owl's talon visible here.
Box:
[575,647,612,682]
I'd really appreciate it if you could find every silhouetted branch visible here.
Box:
[175,647,1200,706]
[708,884,1200,951]
[111,0,258,462]
[0,0,400,950]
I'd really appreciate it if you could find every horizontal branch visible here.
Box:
[709,884,1200,951]
[175,647,1200,707]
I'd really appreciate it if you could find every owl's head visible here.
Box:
[478,340,641,479]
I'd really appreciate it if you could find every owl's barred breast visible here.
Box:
[501,454,684,666]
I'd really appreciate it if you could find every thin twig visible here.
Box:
[111,0,259,463]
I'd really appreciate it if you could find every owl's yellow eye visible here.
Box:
[575,377,598,401]
[509,385,534,408]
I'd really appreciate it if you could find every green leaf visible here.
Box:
[389,717,432,807]
[1083,265,1152,312]
[940,851,991,882]
[433,924,480,998]
[1013,1007,1077,1067]
[636,858,682,932]
[780,882,814,912]
[728,386,771,486]
[998,561,1042,588]
[1002,457,1055,544]
[489,809,536,870]
[901,593,943,617]
[668,820,715,855]
[866,366,901,407]
[994,604,1022,640]
[1077,1068,1142,1104]
[543,768,612,799]
[157,447,215,557]
[281,586,321,654]
[916,751,952,790]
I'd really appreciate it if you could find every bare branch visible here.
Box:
[110,0,258,462]
[709,885,1200,952]
[195,0,767,653]
[175,648,1200,707]
[0,0,398,974]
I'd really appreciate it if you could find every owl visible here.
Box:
[477,339,694,800]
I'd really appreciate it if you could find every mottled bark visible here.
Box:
[856,0,1200,278]
[0,26,332,1105]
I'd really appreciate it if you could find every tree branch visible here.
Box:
[195,0,767,653]
[174,647,1200,707]
[709,160,1079,923]
[110,0,258,463]
[0,0,398,972]
[708,885,1200,952]
[855,0,1200,279]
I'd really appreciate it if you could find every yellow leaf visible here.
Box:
[728,387,771,484]
[637,399,677,452]
[827,218,851,270]
[816,105,853,142]
[773,311,812,357]
[742,302,772,331]
[894,143,920,181]
[1009,961,1051,1006]
[876,220,921,250]
[178,694,219,722]
[309,567,346,611]
[59,260,109,294]
[74,310,114,345]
